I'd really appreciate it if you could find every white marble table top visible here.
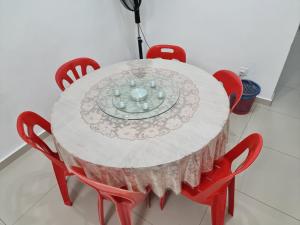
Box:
[51,59,229,169]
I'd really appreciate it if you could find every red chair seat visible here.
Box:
[181,133,263,225]
[182,159,231,202]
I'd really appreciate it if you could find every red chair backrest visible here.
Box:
[146,45,186,63]
[70,167,146,205]
[187,133,263,200]
[213,70,243,111]
[16,111,63,167]
[55,57,100,91]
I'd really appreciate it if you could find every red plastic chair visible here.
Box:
[181,133,263,225]
[147,44,186,209]
[213,70,243,112]
[16,111,73,206]
[160,70,243,211]
[146,44,186,63]
[55,57,100,91]
[69,166,150,225]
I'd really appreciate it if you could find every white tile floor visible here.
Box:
[1,32,300,225]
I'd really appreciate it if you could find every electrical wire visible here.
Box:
[138,24,150,49]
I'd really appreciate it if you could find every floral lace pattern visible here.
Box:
[52,59,230,197]
[54,120,228,197]
[80,67,200,140]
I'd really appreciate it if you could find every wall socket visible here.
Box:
[239,67,249,77]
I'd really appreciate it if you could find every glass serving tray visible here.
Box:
[97,75,180,120]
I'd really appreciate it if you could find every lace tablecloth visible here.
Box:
[51,59,230,197]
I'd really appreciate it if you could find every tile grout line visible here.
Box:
[11,185,57,225]
[131,210,155,225]
[237,190,300,222]
[278,83,300,93]
[236,103,300,222]
[244,104,300,160]
[233,104,258,191]
[247,104,300,159]
[263,145,300,161]
[0,218,6,225]
[0,132,49,172]
[198,207,208,225]
[263,107,300,120]
[257,101,300,121]
[237,103,257,141]
[129,199,156,225]
[233,102,300,222]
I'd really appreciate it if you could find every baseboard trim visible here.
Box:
[0,132,49,171]
[255,96,272,106]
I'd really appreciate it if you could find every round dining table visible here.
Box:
[51,59,230,197]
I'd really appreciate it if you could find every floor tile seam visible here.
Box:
[257,103,300,120]
[198,207,208,225]
[11,185,56,225]
[278,84,300,92]
[131,209,155,225]
[71,199,154,225]
[0,151,35,174]
[71,193,110,220]
[268,108,300,120]
[263,146,300,161]
[228,108,251,191]
[237,190,300,222]
[237,104,257,141]
[0,218,6,225]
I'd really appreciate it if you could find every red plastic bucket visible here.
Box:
[233,80,261,115]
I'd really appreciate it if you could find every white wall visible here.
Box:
[1,0,300,161]
[0,0,138,161]
[141,0,300,100]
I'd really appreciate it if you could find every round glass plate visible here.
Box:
[112,79,166,113]
[97,74,180,120]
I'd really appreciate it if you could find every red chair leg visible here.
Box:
[52,163,72,206]
[147,191,152,208]
[228,177,235,216]
[98,195,105,225]
[115,202,132,225]
[211,191,227,225]
[159,191,170,210]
